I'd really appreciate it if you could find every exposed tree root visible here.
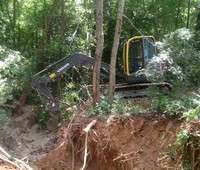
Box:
[80,120,97,170]
[0,146,33,170]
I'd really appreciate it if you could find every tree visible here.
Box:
[92,0,104,106]
[187,0,191,28]
[108,0,125,104]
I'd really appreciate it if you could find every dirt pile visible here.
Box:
[35,115,182,170]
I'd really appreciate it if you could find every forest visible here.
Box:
[0,0,200,170]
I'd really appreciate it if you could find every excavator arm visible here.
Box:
[32,53,111,111]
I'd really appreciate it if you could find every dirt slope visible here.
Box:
[0,101,186,170]
[35,115,182,170]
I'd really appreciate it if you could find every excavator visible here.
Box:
[32,36,170,112]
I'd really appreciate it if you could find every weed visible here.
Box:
[0,109,9,126]
[86,94,141,119]
[174,122,200,169]
[60,110,73,121]
[34,106,50,128]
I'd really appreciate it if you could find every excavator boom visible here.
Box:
[32,53,111,111]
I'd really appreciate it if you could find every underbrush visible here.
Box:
[148,86,200,169]
[147,86,200,119]
[0,108,9,126]
[86,94,141,119]
[165,119,200,170]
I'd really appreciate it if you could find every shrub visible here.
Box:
[0,109,9,126]
[157,28,200,86]
[34,106,50,128]
[148,86,200,118]
[142,28,200,87]
[86,94,140,119]
[0,45,30,103]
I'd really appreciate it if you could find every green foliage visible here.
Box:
[182,95,200,120]
[175,123,200,170]
[62,82,80,102]
[0,45,30,103]
[148,86,200,118]
[87,95,111,119]
[141,28,200,88]
[182,107,200,120]
[0,109,9,126]
[60,110,73,121]
[34,106,50,128]
[148,86,171,115]
[156,28,200,86]
[112,95,140,114]
[86,94,140,119]
[61,69,93,103]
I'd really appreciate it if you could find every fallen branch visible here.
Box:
[0,146,33,170]
[0,155,22,170]
[80,120,97,170]
[66,114,76,170]
[113,150,140,162]
[0,103,15,109]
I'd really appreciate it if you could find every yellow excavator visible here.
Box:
[32,36,170,111]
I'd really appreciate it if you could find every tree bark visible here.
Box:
[56,0,65,99]
[12,0,17,49]
[195,12,200,31]
[175,0,182,29]
[37,0,59,70]
[92,0,104,106]
[108,0,125,105]
[15,0,59,112]
[187,0,191,29]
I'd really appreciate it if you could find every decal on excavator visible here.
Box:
[57,63,69,73]
[49,73,56,78]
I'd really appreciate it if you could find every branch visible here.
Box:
[83,120,97,133]
[0,103,15,109]
[0,147,33,170]
[80,120,97,170]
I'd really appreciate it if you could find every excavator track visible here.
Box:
[115,82,171,98]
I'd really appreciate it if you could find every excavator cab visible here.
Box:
[122,36,156,83]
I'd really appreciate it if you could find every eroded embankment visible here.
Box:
[35,115,182,170]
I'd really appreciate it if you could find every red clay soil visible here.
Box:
[35,115,182,170]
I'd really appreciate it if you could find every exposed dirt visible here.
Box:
[0,98,191,170]
[35,115,182,170]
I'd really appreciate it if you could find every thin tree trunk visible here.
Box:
[108,0,125,105]
[92,0,104,106]
[195,12,200,31]
[37,0,59,70]
[187,0,191,29]
[13,80,31,115]
[15,0,59,111]
[12,0,17,49]
[56,0,65,99]
[175,0,182,29]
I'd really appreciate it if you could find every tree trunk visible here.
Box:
[13,80,31,115]
[92,0,104,106]
[175,0,182,29]
[108,0,125,105]
[15,0,59,112]
[12,0,17,49]
[37,0,59,70]
[187,0,191,29]
[195,11,200,50]
[195,12,200,31]
[56,0,65,99]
